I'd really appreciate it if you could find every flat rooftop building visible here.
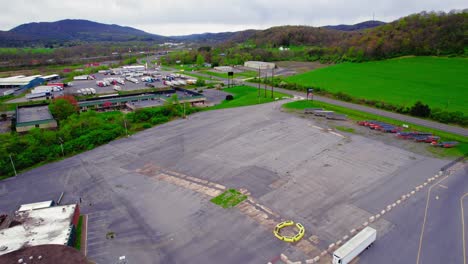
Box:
[18,200,55,212]
[16,104,57,132]
[0,203,80,256]
[244,61,276,70]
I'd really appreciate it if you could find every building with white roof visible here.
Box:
[244,61,276,70]
[17,200,55,212]
[0,203,80,256]
[0,75,44,90]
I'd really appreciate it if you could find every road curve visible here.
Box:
[189,70,467,137]
[259,83,468,137]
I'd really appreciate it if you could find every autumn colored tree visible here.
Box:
[48,95,79,121]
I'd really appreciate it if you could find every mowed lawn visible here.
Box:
[286,57,468,112]
[208,85,291,110]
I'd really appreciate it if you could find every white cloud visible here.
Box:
[0,0,465,35]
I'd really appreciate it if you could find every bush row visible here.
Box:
[252,77,468,127]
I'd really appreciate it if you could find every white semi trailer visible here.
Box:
[332,227,376,264]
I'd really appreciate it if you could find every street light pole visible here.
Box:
[9,154,17,176]
[124,117,129,137]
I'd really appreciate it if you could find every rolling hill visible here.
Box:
[324,20,386,31]
[8,19,167,42]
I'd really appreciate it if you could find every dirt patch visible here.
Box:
[276,61,331,74]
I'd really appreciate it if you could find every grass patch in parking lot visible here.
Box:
[210,189,247,208]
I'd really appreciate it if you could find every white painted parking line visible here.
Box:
[417,175,450,264]
[330,131,345,138]
[461,193,468,264]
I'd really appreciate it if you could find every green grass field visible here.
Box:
[286,57,468,112]
[208,85,291,110]
[283,100,468,157]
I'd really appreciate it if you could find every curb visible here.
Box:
[280,169,452,264]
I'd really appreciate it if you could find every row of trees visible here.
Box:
[0,42,163,68]
[253,77,468,127]
[0,95,198,178]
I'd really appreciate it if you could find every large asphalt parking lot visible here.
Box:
[65,73,168,95]
[0,100,464,264]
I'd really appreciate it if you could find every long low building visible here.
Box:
[244,61,276,70]
[0,75,44,90]
[0,202,80,256]
[16,104,58,132]
[78,88,206,112]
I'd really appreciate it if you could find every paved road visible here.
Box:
[359,162,468,264]
[192,71,468,137]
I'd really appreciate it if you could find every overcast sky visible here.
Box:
[0,0,465,35]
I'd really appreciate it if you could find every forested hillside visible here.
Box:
[242,11,466,61]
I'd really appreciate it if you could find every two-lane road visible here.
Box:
[360,163,468,264]
[416,167,468,264]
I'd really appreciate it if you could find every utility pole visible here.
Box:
[9,154,17,176]
[123,117,129,137]
[257,67,261,98]
[271,68,274,98]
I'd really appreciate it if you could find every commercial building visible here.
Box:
[16,104,58,132]
[78,88,206,112]
[0,75,44,90]
[42,74,61,82]
[244,61,276,70]
[0,203,80,256]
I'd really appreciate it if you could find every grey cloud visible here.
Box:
[0,0,465,35]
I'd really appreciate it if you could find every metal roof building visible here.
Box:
[42,74,60,81]
[0,75,44,90]
[0,203,80,256]
[244,61,276,70]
